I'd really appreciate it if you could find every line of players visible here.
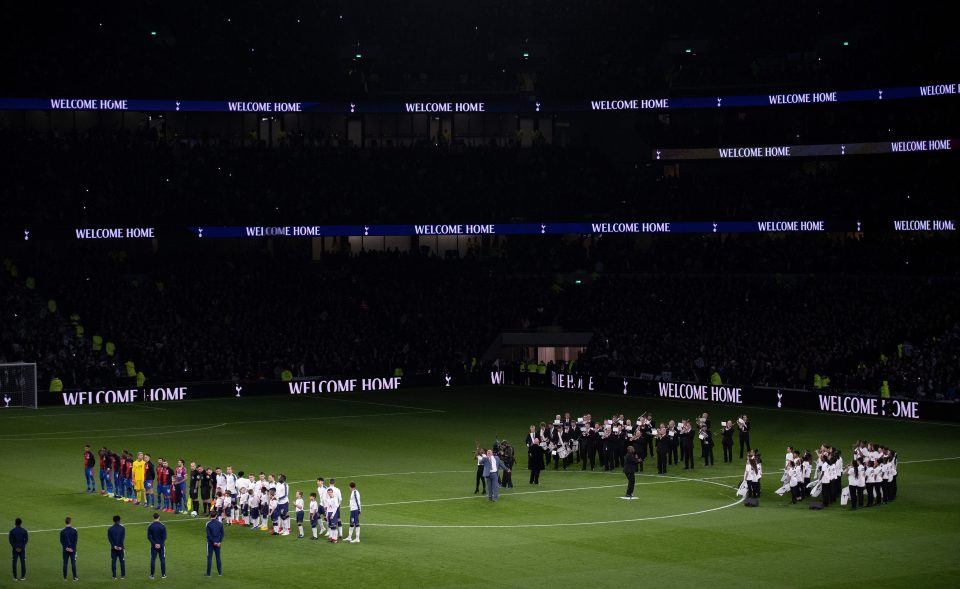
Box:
[773,441,898,509]
[83,445,363,544]
[524,412,752,474]
[82,445,187,513]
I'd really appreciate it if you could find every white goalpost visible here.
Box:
[0,362,38,409]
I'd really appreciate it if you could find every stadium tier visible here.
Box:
[1,5,959,587]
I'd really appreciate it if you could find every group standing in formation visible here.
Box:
[749,440,899,510]
[4,444,367,582]
[519,411,752,499]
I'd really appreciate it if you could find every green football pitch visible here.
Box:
[1,386,959,587]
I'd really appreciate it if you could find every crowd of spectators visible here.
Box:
[2,241,957,401]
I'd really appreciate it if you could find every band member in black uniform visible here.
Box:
[627,426,644,472]
[667,420,679,465]
[622,446,641,499]
[721,421,735,463]
[571,422,583,464]
[636,424,649,471]
[655,425,670,475]
[525,426,537,449]
[549,425,561,470]
[528,439,545,484]
[601,427,615,471]
[738,415,751,458]
[610,425,624,470]
[680,421,695,469]
[700,425,714,466]
[581,424,597,471]
[644,415,655,458]
[474,445,487,494]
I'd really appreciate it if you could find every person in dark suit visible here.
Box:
[655,426,670,474]
[667,421,680,465]
[581,425,597,471]
[680,421,695,469]
[738,415,751,458]
[8,517,28,582]
[525,426,537,449]
[721,421,735,463]
[622,446,641,499]
[205,511,224,576]
[528,438,545,484]
[147,512,167,579]
[700,426,715,466]
[60,517,78,581]
[107,515,125,580]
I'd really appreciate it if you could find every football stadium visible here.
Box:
[1,3,959,587]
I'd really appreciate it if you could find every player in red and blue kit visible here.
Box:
[83,445,96,493]
[115,453,128,501]
[108,450,120,498]
[98,448,109,494]
[156,459,170,513]
[123,452,135,502]
[175,460,188,514]
[143,455,156,509]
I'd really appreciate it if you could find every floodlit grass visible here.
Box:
[1,386,958,587]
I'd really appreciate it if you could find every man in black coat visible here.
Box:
[528,439,545,484]
[107,515,125,580]
[622,447,641,499]
[655,430,670,475]
[738,415,751,458]
[679,423,695,470]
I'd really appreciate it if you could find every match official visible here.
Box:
[60,517,78,581]
[8,517,28,582]
[147,512,167,579]
[205,511,224,576]
[107,515,125,580]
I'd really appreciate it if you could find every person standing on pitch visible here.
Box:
[721,421,735,463]
[83,445,96,493]
[147,512,167,579]
[60,517,78,581]
[738,415,751,458]
[205,511,224,576]
[622,446,641,500]
[482,449,508,502]
[346,482,362,543]
[107,515,125,580]
[528,438,545,484]
[474,445,487,494]
[9,518,28,582]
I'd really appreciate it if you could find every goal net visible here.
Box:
[0,363,38,409]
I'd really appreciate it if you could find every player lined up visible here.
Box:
[82,445,362,543]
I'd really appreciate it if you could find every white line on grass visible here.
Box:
[0,409,437,440]
[899,456,960,464]
[29,517,199,534]
[287,470,476,484]
[363,499,746,529]
[361,472,740,508]
[5,423,229,441]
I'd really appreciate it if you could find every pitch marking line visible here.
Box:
[365,499,747,529]
[0,410,437,440]
[4,423,229,441]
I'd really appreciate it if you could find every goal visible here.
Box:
[0,363,38,409]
